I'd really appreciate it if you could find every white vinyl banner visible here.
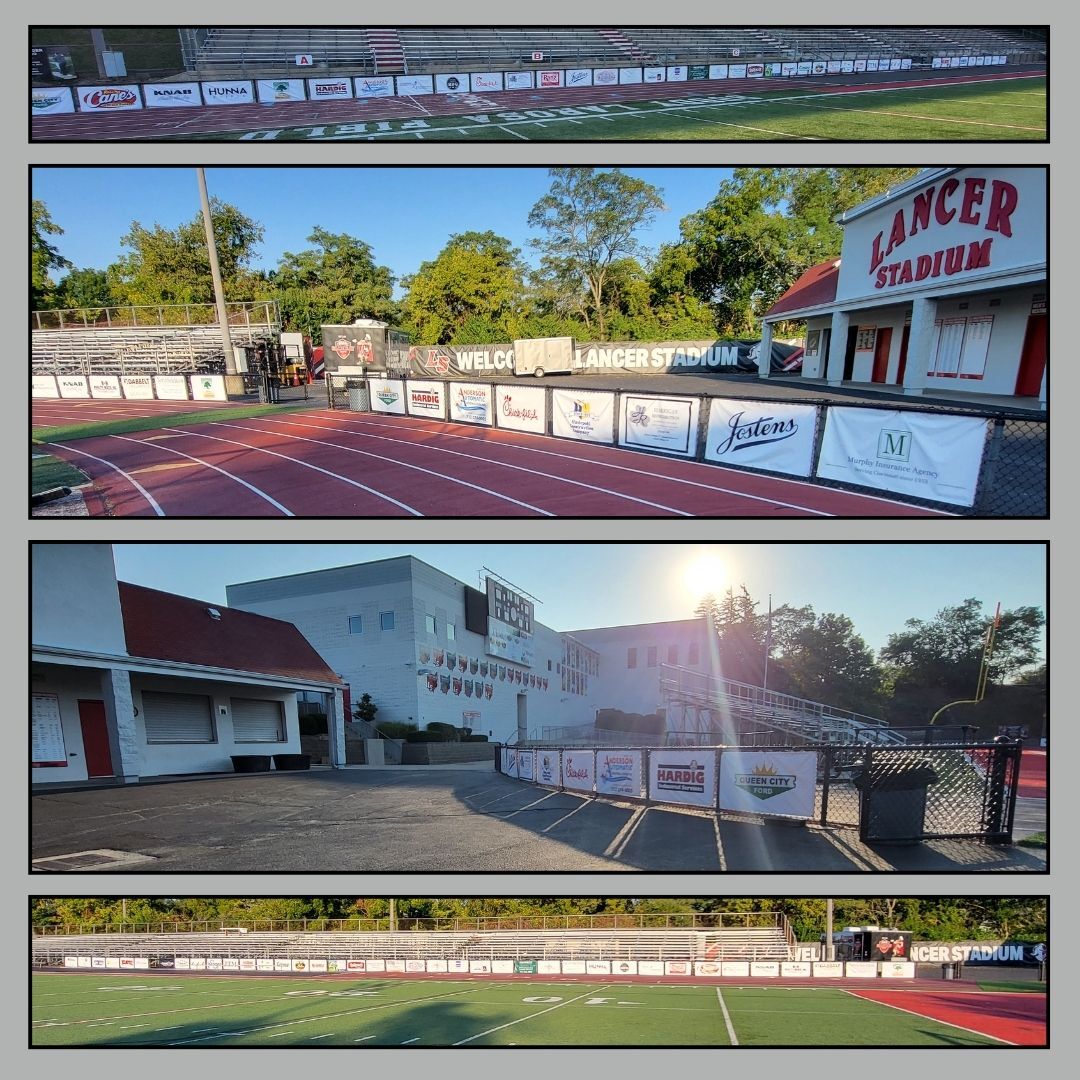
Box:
[881,962,916,979]
[516,749,535,782]
[121,376,155,399]
[435,74,470,94]
[32,86,76,114]
[189,374,227,402]
[718,751,818,819]
[366,959,386,972]
[406,380,447,419]
[273,958,289,971]
[721,962,750,977]
[368,379,407,415]
[813,962,844,978]
[448,382,493,425]
[667,66,689,81]
[562,960,587,974]
[396,74,434,95]
[729,64,748,79]
[845,962,880,978]
[77,85,143,111]
[552,388,615,444]
[537,70,564,88]
[32,375,59,398]
[495,384,546,434]
[565,68,594,88]
[257,79,306,103]
[611,960,638,975]
[354,76,395,98]
[222,958,240,971]
[593,68,619,86]
[595,749,643,798]
[751,962,781,977]
[665,961,692,976]
[505,72,535,89]
[638,961,665,976]
[57,376,89,398]
[308,78,354,100]
[89,375,122,399]
[426,959,448,972]
[405,960,426,973]
[201,81,254,105]
[538,960,561,975]
[781,962,812,977]
[586,960,611,975]
[648,750,717,808]
[618,68,644,84]
[385,959,406,973]
[619,394,700,457]
[257,958,275,971]
[817,407,986,507]
[536,749,560,786]
[154,375,189,400]
[644,67,666,83]
[561,750,595,793]
[709,65,729,79]
[704,398,817,476]
[470,72,504,92]
[501,747,517,777]
[492,960,515,974]
[697,962,724,977]
[143,82,203,108]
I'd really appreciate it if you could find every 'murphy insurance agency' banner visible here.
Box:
[718,751,818,819]
[816,406,986,506]
[704,398,818,476]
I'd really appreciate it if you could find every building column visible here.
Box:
[327,687,347,768]
[901,296,938,396]
[101,667,140,782]
[824,310,851,386]
[756,320,774,378]
[1039,366,1047,409]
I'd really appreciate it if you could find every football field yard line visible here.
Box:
[716,988,739,1045]
[838,989,1016,1045]
[452,985,614,1046]
[660,109,821,139]
[773,98,1044,132]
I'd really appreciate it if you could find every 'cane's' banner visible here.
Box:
[561,750,594,793]
[620,394,700,457]
[817,406,986,507]
[495,385,546,434]
[719,750,817,819]
[32,86,76,114]
[596,749,643,798]
[406,380,446,419]
[78,85,142,111]
[648,750,716,808]
[552,388,615,444]
[704,398,817,476]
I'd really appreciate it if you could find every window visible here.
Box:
[647,646,658,668]
[231,698,285,743]
[627,647,637,669]
[548,659,552,671]
[446,622,456,642]
[929,315,993,380]
[667,645,679,665]
[689,643,700,666]
[142,691,215,744]
[380,610,395,631]
[855,326,877,351]
[348,615,362,635]
[425,613,436,636]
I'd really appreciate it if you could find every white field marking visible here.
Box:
[324,412,957,515]
[452,985,614,1046]
[838,989,1020,1045]
[32,996,292,1029]
[267,1030,295,1038]
[43,442,165,516]
[716,988,739,1045]
[354,1035,377,1042]
[499,124,529,140]
[159,427,421,516]
[401,1037,421,1044]
[541,797,593,834]
[604,806,648,858]
[247,415,693,516]
[774,98,1044,132]
[498,790,564,818]
[207,421,548,516]
[309,1033,336,1040]
[658,109,820,139]
[107,433,294,515]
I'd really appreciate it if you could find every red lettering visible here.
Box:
[870,231,886,273]
[986,180,1018,237]
[960,176,985,225]
[944,245,965,275]
[875,267,888,289]
[935,178,959,225]
[965,238,993,271]
[886,209,906,257]
[909,189,932,236]
[915,254,933,280]
[898,260,914,284]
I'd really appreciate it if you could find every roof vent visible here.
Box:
[207,607,222,620]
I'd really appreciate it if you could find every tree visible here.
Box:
[53,267,115,310]
[528,167,666,339]
[353,693,378,724]
[697,585,768,685]
[400,231,527,344]
[31,200,71,309]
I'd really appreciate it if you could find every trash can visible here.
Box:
[941,961,963,980]
[230,754,272,773]
[272,753,311,771]
[853,758,939,843]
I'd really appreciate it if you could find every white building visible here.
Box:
[758,167,1047,407]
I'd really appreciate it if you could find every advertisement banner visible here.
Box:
[385,959,406,973]
[704,398,817,476]
[448,959,469,973]
[448,381,493,425]
[866,59,880,72]
[326,960,347,973]
[367,959,386,972]
[813,962,844,978]
[643,67,666,83]
[469,960,493,974]
[516,749,535,782]
[812,62,827,75]
[76,956,92,968]
[256,958,275,971]
[91,956,106,968]
[561,750,595,793]
[552,388,615,444]
[201,80,254,105]
[881,962,916,979]
[619,394,700,457]
[175,957,191,970]
[289,959,310,972]
[827,61,843,74]
[666,66,688,81]
[562,960,587,974]
[106,957,121,969]
[746,64,764,78]
[346,959,367,972]
[273,958,289,971]
[143,82,202,108]
[396,74,433,95]
[841,60,855,73]
[154,375,188,400]
[618,68,644,84]
[751,962,781,977]
[593,68,619,86]
[405,959,426,972]
[501,747,517,776]
[709,64,729,79]
[257,79,306,103]
[721,962,750,977]
[689,65,709,80]
[505,71,535,89]
[586,960,611,975]
[495,384,546,434]
[537,70,564,88]
[486,959,511,973]
[611,960,638,976]
[469,72,504,92]
[536,750,560,786]
[32,375,59,398]
[435,73,470,94]
[368,379,407,415]
[222,958,240,970]
[89,375,122,399]
[729,64,747,79]
[408,343,514,378]
[638,961,665,977]
[695,962,722,977]
[78,85,142,111]
[354,76,395,98]
[121,376,155,399]
[537,960,562,974]
[797,61,813,76]
[190,374,227,402]
[308,78,354,100]
[718,750,818,819]
[406,380,446,419]
[565,68,593,88]
[845,962,880,978]
[57,376,89,398]
[426,959,448,972]
[32,86,76,114]
[817,407,986,507]
[781,962,812,977]
[595,749,643,798]
[649,750,717,808]
[665,961,692,976]
[579,339,784,374]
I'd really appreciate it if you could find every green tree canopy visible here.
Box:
[32,200,71,309]
[52,267,115,311]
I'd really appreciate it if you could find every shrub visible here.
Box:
[372,721,418,740]
[463,734,489,742]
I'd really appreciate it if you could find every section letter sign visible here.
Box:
[596,749,643,798]
[619,394,699,457]
[552,388,615,444]
[648,749,716,808]
[816,406,986,507]
[718,751,818,819]
[486,576,535,667]
[704,398,817,476]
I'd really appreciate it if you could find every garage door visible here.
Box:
[231,697,285,743]
[142,691,215,743]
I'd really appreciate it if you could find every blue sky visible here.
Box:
[110,542,1046,659]
[32,166,732,290]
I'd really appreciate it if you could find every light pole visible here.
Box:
[196,168,237,377]
[825,898,834,961]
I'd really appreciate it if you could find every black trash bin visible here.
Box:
[230,754,272,773]
[853,757,939,843]
[272,753,311,771]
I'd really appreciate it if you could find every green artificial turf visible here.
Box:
[31,452,91,494]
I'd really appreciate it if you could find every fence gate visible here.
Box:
[326,373,369,411]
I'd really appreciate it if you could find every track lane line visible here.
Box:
[43,441,165,516]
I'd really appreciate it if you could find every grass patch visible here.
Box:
[31,452,91,495]
[1017,831,1046,848]
[972,979,1046,993]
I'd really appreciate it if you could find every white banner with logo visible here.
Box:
[565,68,593,87]
[537,960,561,974]
[501,747,517,777]
[425,959,448,972]
[143,82,202,108]
[593,68,619,86]
[201,80,254,106]
[881,962,916,979]
[536,750,560,786]
[469,72,504,92]
[257,79,306,103]
[561,749,595,792]
[435,74,470,94]
[709,65,729,79]
[813,962,844,978]
[492,960,515,974]
[89,375,122,399]
[449,381,493,425]
[729,64,748,79]
[665,960,692,976]
[368,379,407,415]
[648,749,716,808]
[827,61,843,74]
[595,749,643,798]
[32,86,76,114]
[395,74,433,95]
[781,961,812,977]
[561,960,586,974]
[636,960,663,976]
[154,375,188,400]
[618,68,643,84]
[32,375,59,398]
[256,958,275,971]
[308,959,327,973]
[406,380,446,419]
[308,78,354,100]
[704,398,817,476]
[404,959,425,973]
[719,750,817,819]
[57,376,89,398]
[817,407,986,507]
[383,959,405,973]
[495,384,546,434]
[78,85,143,111]
[644,67,666,83]
[751,962,781,977]
[354,76,395,98]
[694,961,723,977]
[667,66,688,81]
[505,71,534,89]
[537,70,564,88]
[552,388,614,443]
[845,962,880,978]
[190,374,227,402]
[721,962,750,977]
[121,376,155,399]
[619,394,700,457]
[516,749,535,781]
[585,960,611,975]
[611,960,638,976]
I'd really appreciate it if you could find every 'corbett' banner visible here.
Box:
[552,388,615,444]
[817,407,986,507]
[704,398,818,476]
[718,751,818,819]
[619,394,700,457]
[648,749,717,808]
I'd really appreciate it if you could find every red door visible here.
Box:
[77,700,113,778]
[896,324,911,384]
[871,327,893,383]
[1015,313,1047,397]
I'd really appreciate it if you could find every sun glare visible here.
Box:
[683,550,729,601]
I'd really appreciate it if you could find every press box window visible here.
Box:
[446,622,456,642]
[425,613,436,636]
[627,647,637,669]
[647,646,658,667]
[348,616,363,634]
[380,610,395,631]
[668,645,678,665]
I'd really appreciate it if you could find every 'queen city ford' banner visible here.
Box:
[718,751,818,819]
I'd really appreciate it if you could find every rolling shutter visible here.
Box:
[142,691,215,744]
[231,698,285,743]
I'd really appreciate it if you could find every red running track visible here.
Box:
[41,410,955,518]
[845,988,1047,1046]
[32,396,244,428]
[1018,748,1046,799]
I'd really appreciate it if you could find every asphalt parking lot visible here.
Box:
[31,765,1047,873]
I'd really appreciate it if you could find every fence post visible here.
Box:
[857,745,873,841]
[819,746,832,825]
[974,417,1005,515]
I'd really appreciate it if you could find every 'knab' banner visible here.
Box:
[816,406,986,507]
[648,749,717,808]
[368,379,407,415]
[552,388,615,444]
[57,376,89,398]
[718,751,818,819]
[595,749,643,798]
[143,82,202,108]
[619,394,700,457]
[561,750,595,793]
[495,385,546,434]
[704,398,817,476]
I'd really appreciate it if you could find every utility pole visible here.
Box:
[389,898,397,932]
[825,898,834,961]
[763,593,773,690]
[196,167,237,376]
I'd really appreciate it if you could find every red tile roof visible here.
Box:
[766,259,841,318]
[118,582,341,685]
